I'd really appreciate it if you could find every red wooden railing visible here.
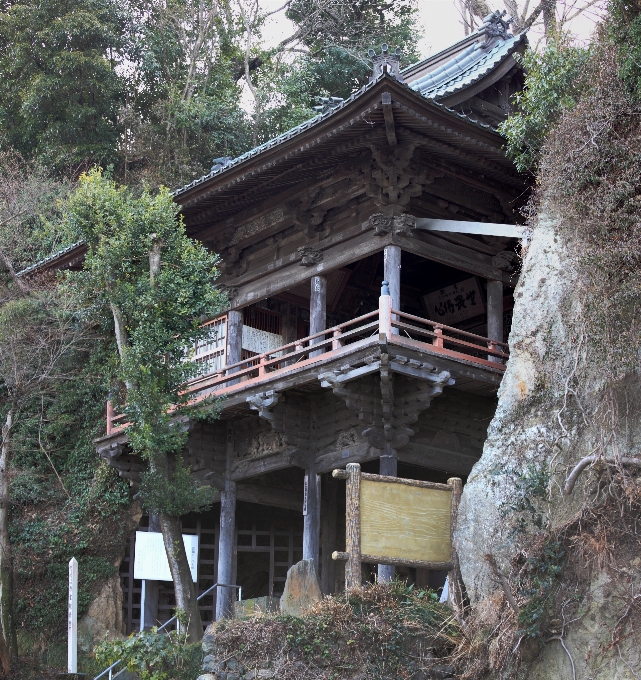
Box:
[105,295,508,435]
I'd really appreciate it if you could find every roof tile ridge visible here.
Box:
[172,76,384,197]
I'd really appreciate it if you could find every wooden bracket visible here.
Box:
[382,92,397,147]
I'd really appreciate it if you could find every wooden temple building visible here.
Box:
[27,12,531,632]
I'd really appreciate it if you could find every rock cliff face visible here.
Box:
[454,217,641,679]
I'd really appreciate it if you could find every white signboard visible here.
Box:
[133,532,199,582]
[242,326,283,355]
[424,277,485,326]
[68,557,78,673]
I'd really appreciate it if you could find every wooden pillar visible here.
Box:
[303,463,321,565]
[216,428,237,620]
[142,514,160,630]
[226,309,243,379]
[320,476,338,595]
[378,442,397,583]
[486,280,503,362]
[384,245,401,335]
[310,275,327,357]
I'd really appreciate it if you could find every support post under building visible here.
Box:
[303,459,321,565]
[379,246,401,582]
[216,428,237,620]
[486,280,503,362]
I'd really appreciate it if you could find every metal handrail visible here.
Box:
[93,583,241,680]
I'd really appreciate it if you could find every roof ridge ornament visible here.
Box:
[369,44,405,83]
[479,10,513,48]
[313,97,344,114]
[211,156,233,172]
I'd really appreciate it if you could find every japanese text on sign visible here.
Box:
[423,277,485,326]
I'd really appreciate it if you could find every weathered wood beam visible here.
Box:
[381,92,397,147]
[230,446,305,481]
[396,114,524,189]
[231,228,390,309]
[236,483,303,511]
[392,231,514,285]
[398,444,480,475]
[315,443,378,475]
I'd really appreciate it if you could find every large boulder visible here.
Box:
[279,559,322,616]
[454,215,641,679]
[78,573,124,651]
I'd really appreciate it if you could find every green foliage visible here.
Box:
[285,0,421,100]
[122,0,252,188]
[63,168,226,515]
[95,629,202,680]
[608,0,641,99]
[499,39,591,172]
[139,455,215,517]
[9,336,134,635]
[497,461,550,539]
[0,0,128,172]
[251,56,318,144]
[516,540,565,638]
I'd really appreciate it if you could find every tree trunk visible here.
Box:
[0,410,18,673]
[542,0,557,37]
[158,512,202,642]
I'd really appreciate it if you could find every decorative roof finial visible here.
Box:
[313,97,344,115]
[368,44,404,83]
[211,156,233,172]
[479,10,513,48]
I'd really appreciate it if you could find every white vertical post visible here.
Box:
[384,245,401,335]
[68,557,78,674]
[140,580,146,632]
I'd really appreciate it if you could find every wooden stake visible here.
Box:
[345,463,361,591]
[447,477,466,623]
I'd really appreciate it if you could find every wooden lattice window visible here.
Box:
[193,315,227,377]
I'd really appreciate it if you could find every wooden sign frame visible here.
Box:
[332,463,462,590]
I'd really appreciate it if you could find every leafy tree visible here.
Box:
[0,0,128,174]
[608,0,641,100]
[120,0,252,188]
[0,149,70,274]
[499,38,591,172]
[0,290,89,673]
[63,169,226,641]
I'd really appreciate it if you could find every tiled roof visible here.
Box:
[16,241,86,278]
[407,33,526,100]
[172,77,381,198]
[172,20,526,199]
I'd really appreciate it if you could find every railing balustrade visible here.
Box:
[106,295,508,435]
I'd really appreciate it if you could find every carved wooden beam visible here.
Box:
[381,92,397,147]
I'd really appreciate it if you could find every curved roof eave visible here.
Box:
[172,74,510,208]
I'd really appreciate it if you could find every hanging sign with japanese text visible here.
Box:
[423,277,485,326]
